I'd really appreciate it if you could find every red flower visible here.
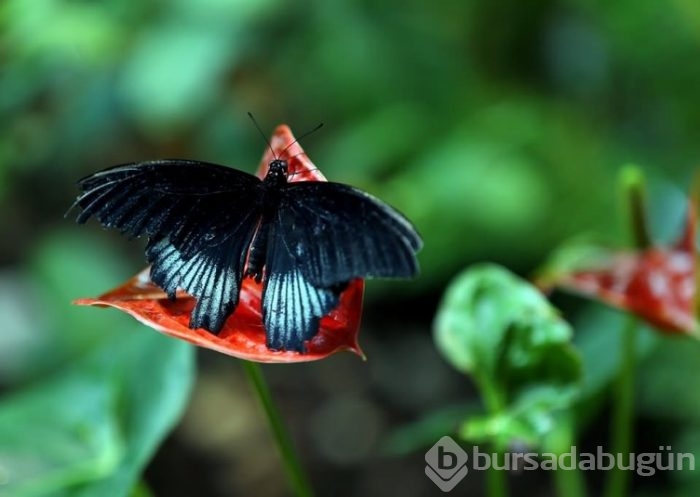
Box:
[545,200,697,335]
[75,125,365,363]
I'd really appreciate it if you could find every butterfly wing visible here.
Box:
[258,181,421,351]
[73,159,263,332]
[261,230,343,351]
[277,182,422,287]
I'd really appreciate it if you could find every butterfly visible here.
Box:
[70,136,422,352]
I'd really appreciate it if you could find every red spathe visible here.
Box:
[556,201,696,335]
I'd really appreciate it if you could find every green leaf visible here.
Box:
[573,303,657,401]
[0,374,122,497]
[0,327,194,497]
[460,386,579,448]
[433,264,582,448]
[0,230,196,497]
[637,337,700,421]
[16,230,135,382]
[70,332,194,497]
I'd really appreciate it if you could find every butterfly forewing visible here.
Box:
[76,160,261,251]
[276,182,422,287]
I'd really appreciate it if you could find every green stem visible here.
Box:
[554,462,587,497]
[241,361,314,497]
[479,377,508,497]
[550,417,587,497]
[486,460,508,497]
[619,165,650,249]
[604,316,637,497]
[554,459,587,497]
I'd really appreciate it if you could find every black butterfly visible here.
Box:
[70,156,422,351]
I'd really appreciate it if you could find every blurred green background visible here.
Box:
[1,0,700,496]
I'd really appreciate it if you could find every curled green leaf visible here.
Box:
[433,264,581,448]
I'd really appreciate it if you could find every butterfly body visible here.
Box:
[244,159,289,282]
[72,152,422,352]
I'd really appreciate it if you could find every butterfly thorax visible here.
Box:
[246,159,289,282]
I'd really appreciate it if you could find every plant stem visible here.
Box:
[486,459,508,497]
[554,462,587,497]
[604,316,637,497]
[550,416,587,497]
[620,165,650,249]
[479,376,508,497]
[241,361,314,497]
[602,165,644,497]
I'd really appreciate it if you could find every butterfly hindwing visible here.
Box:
[277,182,422,287]
[262,226,342,351]
[146,212,258,332]
[74,159,263,332]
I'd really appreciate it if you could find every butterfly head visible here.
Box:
[264,159,289,186]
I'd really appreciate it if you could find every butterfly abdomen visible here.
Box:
[245,217,272,282]
[245,182,284,282]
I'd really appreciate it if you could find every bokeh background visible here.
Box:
[2,0,700,496]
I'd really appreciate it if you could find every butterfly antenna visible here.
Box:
[247,112,276,159]
[281,122,324,157]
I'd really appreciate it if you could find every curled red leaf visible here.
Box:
[552,201,697,335]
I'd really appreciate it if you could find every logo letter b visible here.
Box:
[438,445,458,470]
